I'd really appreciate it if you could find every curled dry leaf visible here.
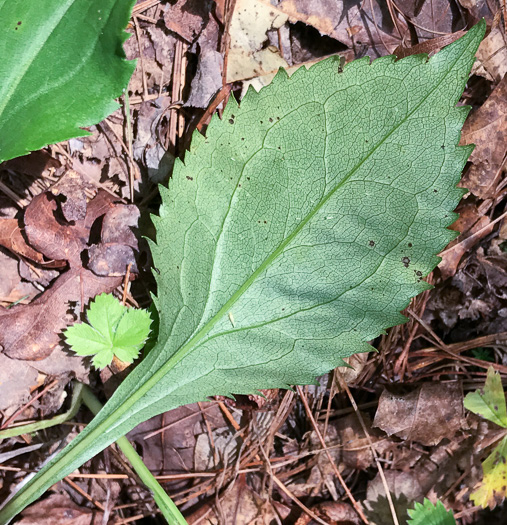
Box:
[0,219,47,266]
[373,382,465,446]
[474,19,507,83]
[0,189,139,361]
[88,203,140,276]
[438,213,492,279]
[459,74,507,200]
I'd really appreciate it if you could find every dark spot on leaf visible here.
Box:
[264,221,267,224]
[408,243,412,247]
[246,177,250,180]
[260,120,263,124]
[434,189,438,193]
[17,21,22,25]
[269,118,273,123]
[369,240,375,247]
[495,405,499,411]
[186,176,193,181]
[238,184,241,187]
[415,271,422,277]
[402,256,410,268]
[241,137,245,140]
[282,308,285,311]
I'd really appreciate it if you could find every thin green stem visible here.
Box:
[81,385,188,525]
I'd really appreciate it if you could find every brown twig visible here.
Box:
[335,370,400,525]
[295,385,369,523]
[271,473,331,525]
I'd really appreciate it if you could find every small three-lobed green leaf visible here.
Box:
[0,0,135,163]
[64,294,152,369]
[0,21,486,523]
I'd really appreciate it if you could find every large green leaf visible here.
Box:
[0,0,135,163]
[0,21,485,522]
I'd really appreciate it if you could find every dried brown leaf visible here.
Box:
[474,19,507,83]
[373,382,465,446]
[438,214,492,279]
[460,75,507,199]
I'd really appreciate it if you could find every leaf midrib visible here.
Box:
[133,43,472,404]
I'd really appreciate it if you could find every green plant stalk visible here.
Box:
[80,384,187,525]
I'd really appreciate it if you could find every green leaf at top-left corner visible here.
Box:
[0,0,136,163]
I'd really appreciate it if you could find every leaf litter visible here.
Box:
[0,0,506,523]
